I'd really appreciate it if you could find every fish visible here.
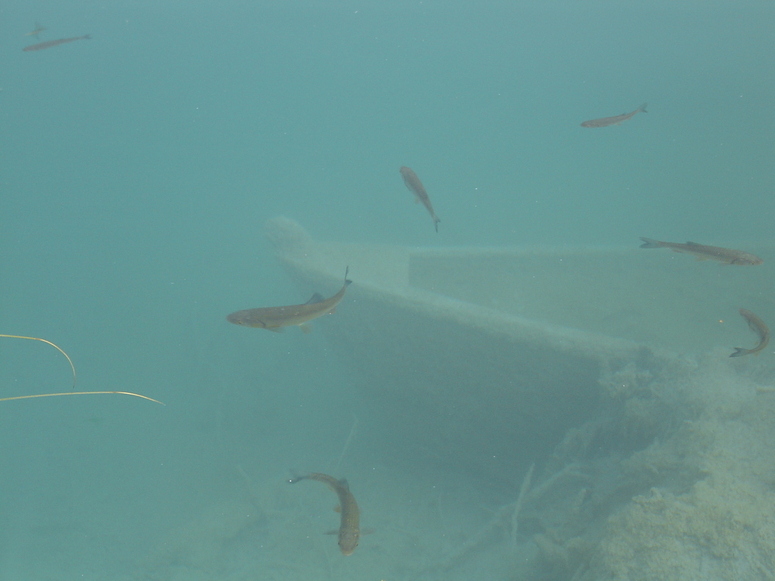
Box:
[227,267,351,332]
[25,22,47,38]
[288,472,361,555]
[730,308,770,357]
[581,103,647,128]
[639,238,763,265]
[400,166,440,232]
[23,34,91,52]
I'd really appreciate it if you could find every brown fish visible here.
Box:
[25,22,47,39]
[227,267,351,332]
[400,166,440,232]
[730,309,770,357]
[639,238,763,265]
[289,472,361,555]
[23,34,91,52]
[581,103,647,128]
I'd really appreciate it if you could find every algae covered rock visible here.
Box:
[584,394,775,581]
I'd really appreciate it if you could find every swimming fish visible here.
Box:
[639,238,763,265]
[400,166,440,232]
[23,34,91,52]
[289,472,361,555]
[227,267,351,332]
[730,308,770,357]
[581,103,647,128]
[25,22,47,38]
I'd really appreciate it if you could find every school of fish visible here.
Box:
[217,100,766,553]
[18,21,768,558]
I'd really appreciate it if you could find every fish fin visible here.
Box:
[333,504,342,513]
[299,323,313,334]
[639,103,648,113]
[730,347,750,358]
[305,293,325,304]
[639,237,660,248]
[324,530,338,535]
[287,471,306,484]
[414,196,421,204]
[266,326,285,333]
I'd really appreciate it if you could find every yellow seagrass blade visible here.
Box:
[1,334,163,405]
[1,334,77,388]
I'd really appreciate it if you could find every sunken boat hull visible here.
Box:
[265,217,771,483]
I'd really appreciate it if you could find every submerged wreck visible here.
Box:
[265,217,775,581]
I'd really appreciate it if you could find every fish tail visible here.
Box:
[639,237,661,249]
[83,34,92,40]
[288,471,308,484]
[729,347,750,358]
[434,217,440,233]
[639,103,648,113]
[344,266,352,286]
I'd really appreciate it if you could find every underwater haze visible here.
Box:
[1,1,774,580]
